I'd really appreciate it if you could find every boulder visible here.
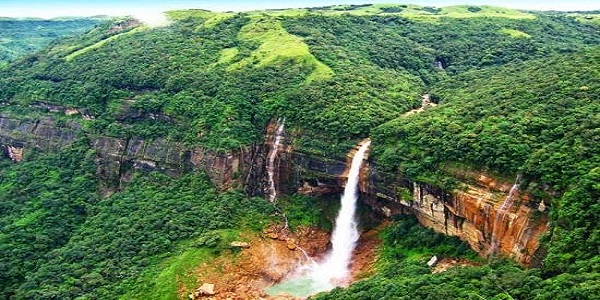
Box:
[189,283,216,299]
[230,241,250,248]
[286,239,297,251]
[427,255,438,267]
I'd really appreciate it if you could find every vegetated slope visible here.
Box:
[11,172,273,299]
[0,18,103,66]
[374,49,599,189]
[0,5,599,299]
[2,7,598,156]
[0,142,99,298]
[368,49,599,299]
[315,216,599,300]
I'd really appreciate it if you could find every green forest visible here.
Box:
[0,4,599,299]
[0,18,103,67]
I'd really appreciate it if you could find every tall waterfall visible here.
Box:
[267,118,285,203]
[489,174,521,255]
[267,140,371,297]
[310,140,371,287]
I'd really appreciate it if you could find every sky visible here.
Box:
[1,1,599,21]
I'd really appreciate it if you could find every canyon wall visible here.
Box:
[1,114,549,265]
[0,113,262,195]
[0,113,80,161]
[284,135,549,266]
[92,136,262,194]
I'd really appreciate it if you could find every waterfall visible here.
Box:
[266,140,371,297]
[489,174,521,255]
[310,140,371,287]
[267,118,285,203]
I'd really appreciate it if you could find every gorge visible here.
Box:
[0,110,548,266]
[268,140,371,298]
[1,4,598,299]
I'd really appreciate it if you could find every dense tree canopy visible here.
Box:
[0,18,102,66]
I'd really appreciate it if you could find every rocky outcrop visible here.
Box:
[92,136,188,192]
[0,112,263,194]
[293,152,347,196]
[0,113,80,160]
[93,136,262,194]
[6,145,24,162]
[288,139,376,197]
[189,283,215,299]
[366,170,549,266]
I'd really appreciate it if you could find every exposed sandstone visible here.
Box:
[93,135,262,194]
[6,145,23,162]
[431,257,481,274]
[231,241,251,248]
[369,173,549,266]
[189,283,216,299]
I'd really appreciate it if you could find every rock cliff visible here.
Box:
[0,112,262,195]
[272,129,549,265]
[92,136,262,195]
[365,167,549,266]
[1,114,549,265]
[0,113,80,160]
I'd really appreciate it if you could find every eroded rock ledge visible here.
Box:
[368,172,549,266]
[0,113,80,158]
[283,134,549,266]
[1,114,549,265]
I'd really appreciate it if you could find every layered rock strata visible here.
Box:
[0,113,80,160]
[368,170,549,266]
[1,114,549,265]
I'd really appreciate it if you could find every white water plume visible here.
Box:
[267,140,371,297]
[309,140,371,288]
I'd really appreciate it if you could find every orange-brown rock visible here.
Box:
[186,224,382,300]
[6,145,23,162]
[370,172,549,266]
[286,239,297,250]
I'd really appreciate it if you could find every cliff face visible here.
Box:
[0,113,262,195]
[269,130,549,265]
[0,113,80,160]
[366,168,549,266]
[92,136,262,195]
[1,114,549,265]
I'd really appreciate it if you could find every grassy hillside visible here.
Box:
[249,4,535,20]
[0,5,599,299]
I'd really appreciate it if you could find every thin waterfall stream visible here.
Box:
[267,140,371,298]
[267,118,285,203]
[489,174,521,255]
